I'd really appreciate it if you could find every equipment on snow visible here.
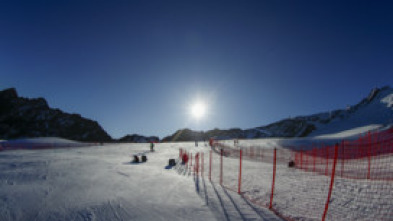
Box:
[168,159,176,166]
[132,155,140,163]
[132,154,147,163]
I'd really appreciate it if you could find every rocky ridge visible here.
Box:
[0,88,112,142]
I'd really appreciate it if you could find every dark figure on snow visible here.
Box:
[150,142,154,152]
[182,153,189,164]
[133,155,139,163]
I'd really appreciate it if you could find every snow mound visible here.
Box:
[0,137,86,150]
[2,137,80,144]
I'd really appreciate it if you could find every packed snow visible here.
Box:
[0,129,392,220]
[0,140,282,221]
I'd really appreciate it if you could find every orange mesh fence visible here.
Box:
[189,128,393,220]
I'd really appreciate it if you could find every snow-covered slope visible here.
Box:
[0,137,94,150]
[1,134,391,220]
[1,137,79,144]
[0,142,282,221]
[252,86,393,138]
[308,86,393,136]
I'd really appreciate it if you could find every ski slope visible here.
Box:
[1,128,392,221]
[0,141,282,221]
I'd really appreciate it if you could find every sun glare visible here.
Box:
[191,102,206,119]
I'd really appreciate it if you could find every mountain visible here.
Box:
[161,128,205,142]
[163,86,393,141]
[3,86,392,143]
[118,134,159,143]
[161,128,244,142]
[0,88,112,142]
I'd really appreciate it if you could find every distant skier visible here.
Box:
[195,140,198,147]
[150,142,155,152]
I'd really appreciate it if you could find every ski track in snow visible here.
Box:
[0,142,282,221]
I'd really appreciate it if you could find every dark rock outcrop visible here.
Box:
[0,88,112,142]
[162,128,245,142]
[118,134,159,143]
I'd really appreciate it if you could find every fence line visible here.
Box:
[179,128,393,221]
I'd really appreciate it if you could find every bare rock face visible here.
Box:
[118,134,159,143]
[0,88,112,142]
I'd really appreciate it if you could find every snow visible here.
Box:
[215,150,393,220]
[1,137,79,144]
[211,136,393,221]
[0,141,282,221]
[0,137,86,150]
[308,87,393,137]
[0,132,392,220]
[381,93,393,108]
[314,125,383,138]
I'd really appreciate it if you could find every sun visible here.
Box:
[191,101,206,119]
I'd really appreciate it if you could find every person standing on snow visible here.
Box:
[182,153,189,164]
[150,142,154,152]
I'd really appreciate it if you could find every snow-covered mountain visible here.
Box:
[0,88,112,142]
[306,86,393,137]
[250,86,393,138]
[164,86,393,141]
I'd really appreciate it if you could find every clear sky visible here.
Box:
[1,0,393,139]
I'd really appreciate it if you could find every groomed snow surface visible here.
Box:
[0,141,282,221]
[1,133,392,221]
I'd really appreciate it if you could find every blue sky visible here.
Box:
[1,0,393,139]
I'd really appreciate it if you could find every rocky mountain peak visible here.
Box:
[0,88,112,142]
[0,88,18,100]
